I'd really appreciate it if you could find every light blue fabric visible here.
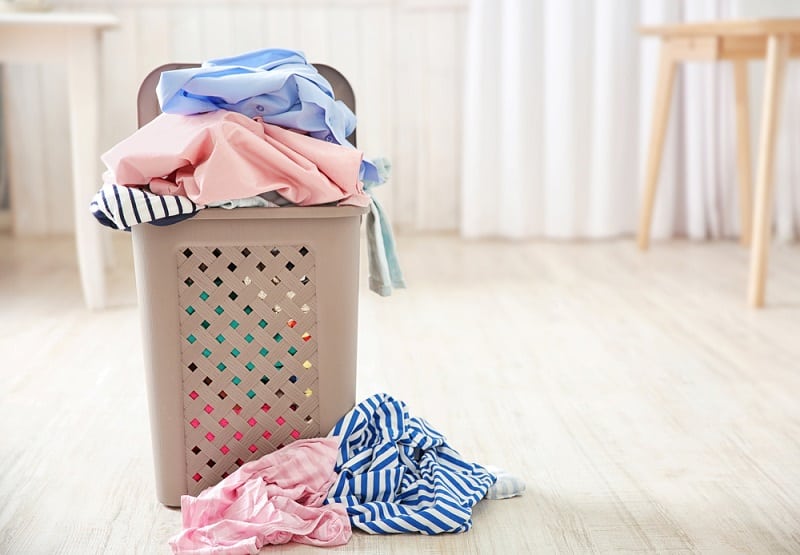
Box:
[156,48,380,184]
[363,158,405,296]
[483,465,526,500]
[326,393,495,535]
[207,197,277,210]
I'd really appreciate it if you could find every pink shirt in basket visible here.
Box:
[101,110,370,207]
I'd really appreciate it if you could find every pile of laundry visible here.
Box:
[90,48,403,296]
[169,394,525,554]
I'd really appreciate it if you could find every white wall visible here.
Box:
[4,0,799,238]
[2,0,467,235]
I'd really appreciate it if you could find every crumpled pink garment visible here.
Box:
[169,438,351,554]
[101,110,370,207]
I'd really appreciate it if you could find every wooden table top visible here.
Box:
[641,18,800,37]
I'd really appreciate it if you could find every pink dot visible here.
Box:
[204,404,214,414]
[189,391,199,400]
[205,432,215,442]
[290,429,300,439]
[262,430,272,440]
[261,403,271,412]
[276,416,285,426]
[234,431,243,441]
[220,445,230,454]
[192,473,202,482]
[248,444,257,453]
[247,417,257,427]
[190,418,200,428]
[219,418,229,428]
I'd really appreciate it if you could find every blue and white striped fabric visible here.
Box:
[90,183,203,231]
[326,393,496,534]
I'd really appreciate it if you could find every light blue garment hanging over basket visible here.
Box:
[156,48,380,184]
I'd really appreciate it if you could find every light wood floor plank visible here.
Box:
[0,233,798,554]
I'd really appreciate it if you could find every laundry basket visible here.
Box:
[131,205,365,506]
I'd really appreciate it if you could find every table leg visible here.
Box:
[638,44,678,250]
[733,59,752,247]
[748,34,789,308]
[68,30,107,309]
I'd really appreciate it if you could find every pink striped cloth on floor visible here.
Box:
[169,438,351,554]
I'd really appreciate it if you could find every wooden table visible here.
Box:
[0,12,118,309]
[637,19,799,308]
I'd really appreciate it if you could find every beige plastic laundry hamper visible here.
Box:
[132,206,365,507]
[131,63,366,507]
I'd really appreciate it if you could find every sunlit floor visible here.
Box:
[1,232,799,554]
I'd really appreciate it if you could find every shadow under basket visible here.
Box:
[131,206,365,507]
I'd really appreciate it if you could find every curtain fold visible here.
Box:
[461,0,800,241]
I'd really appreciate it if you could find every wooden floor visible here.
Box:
[1,232,799,554]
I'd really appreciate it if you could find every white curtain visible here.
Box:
[461,0,800,241]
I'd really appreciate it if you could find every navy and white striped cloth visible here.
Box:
[90,183,203,231]
[326,393,496,534]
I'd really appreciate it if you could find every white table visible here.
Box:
[0,11,118,309]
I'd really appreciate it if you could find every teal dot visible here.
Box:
[187,334,196,344]
[245,361,255,371]
[199,291,209,301]
[259,347,269,357]
[185,306,195,315]
[231,348,240,358]
[229,320,239,329]
[215,306,224,315]
[202,348,212,358]
[274,361,284,370]
[217,362,226,371]
[273,333,283,343]
[201,320,210,329]
[232,376,241,385]
[244,334,254,343]
[288,346,297,356]
[258,319,267,329]
[246,389,256,399]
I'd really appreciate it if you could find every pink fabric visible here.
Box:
[101,110,370,207]
[169,438,351,554]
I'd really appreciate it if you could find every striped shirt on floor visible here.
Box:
[327,393,496,534]
[90,183,202,231]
